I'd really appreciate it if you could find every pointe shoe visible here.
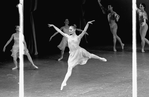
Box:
[58,57,63,61]
[33,65,38,69]
[141,49,145,53]
[100,58,107,62]
[12,66,18,70]
[60,82,67,90]
[113,49,117,52]
[122,44,124,50]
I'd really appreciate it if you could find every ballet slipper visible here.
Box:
[12,66,18,70]
[100,58,107,62]
[58,57,63,61]
[33,65,38,69]
[113,49,117,52]
[122,44,124,50]
[141,49,145,53]
[60,82,67,90]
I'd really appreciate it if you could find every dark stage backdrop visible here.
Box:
[24,0,132,56]
[0,0,132,62]
[0,1,19,62]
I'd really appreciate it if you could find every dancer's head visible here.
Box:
[140,3,146,11]
[69,26,76,35]
[16,26,20,33]
[108,5,113,12]
[64,19,69,25]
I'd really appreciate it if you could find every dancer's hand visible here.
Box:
[3,47,6,52]
[88,20,95,24]
[49,37,53,41]
[48,24,54,27]
[98,0,101,3]
[141,22,146,26]
[116,14,120,21]
[98,0,102,6]
[85,32,89,35]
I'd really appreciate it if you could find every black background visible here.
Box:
[0,0,140,62]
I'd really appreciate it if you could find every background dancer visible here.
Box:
[48,20,107,90]
[3,26,38,70]
[49,19,86,61]
[137,3,149,52]
[98,0,124,52]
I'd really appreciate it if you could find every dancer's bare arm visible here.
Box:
[49,32,59,41]
[3,34,14,52]
[97,0,107,14]
[79,20,94,39]
[76,28,88,35]
[114,12,120,21]
[48,24,69,38]
[49,27,64,41]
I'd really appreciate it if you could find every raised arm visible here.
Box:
[79,20,95,39]
[48,24,69,38]
[49,32,59,41]
[3,34,14,52]
[76,28,82,32]
[136,5,141,13]
[97,0,107,14]
[49,27,64,41]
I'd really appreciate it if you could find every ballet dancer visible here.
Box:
[3,26,38,70]
[137,3,149,52]
[49,19,86,61]
[98,0,124,52]
[48,20,107,90]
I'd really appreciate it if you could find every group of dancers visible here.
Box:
[2,0,148,90]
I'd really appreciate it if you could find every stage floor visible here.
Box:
[0,46,148,97]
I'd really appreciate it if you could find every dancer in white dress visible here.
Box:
[3,26,38,70]
[137,3,149,52]
[48,20,107,90]
[98,0,124,52]
[49,19,85,61]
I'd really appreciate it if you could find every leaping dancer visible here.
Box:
[48,20,107,90]
[3,26,38,70]
[98,0,124,52]
[49,19,87,61]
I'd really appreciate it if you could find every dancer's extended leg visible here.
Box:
[113,35,117,52]
[116,35,124,50]
[61,65,73,90]
[145,38,149,45]
[90,53,107,62]
[12,55,18,70]
[141,38,145,52]
[58,49,64,61]
[140,24,148,52]
[25,50,38,69]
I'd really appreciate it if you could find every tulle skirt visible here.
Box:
[57,37,68,50]
[11,44,29,58]
[68,47,91,67]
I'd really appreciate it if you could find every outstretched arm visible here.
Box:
[79,20,95,39]
[48,24,69,38]
[49,27,64,41]
[97,0,107,14]
[3,34,14,52]
[49,32,59,41]
[76,28,88,35]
